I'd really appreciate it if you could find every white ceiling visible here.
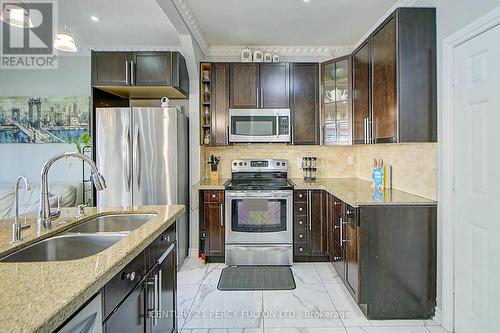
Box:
[187,0,399,46]
[61,0,180,51]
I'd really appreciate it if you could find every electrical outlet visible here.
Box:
[296,157,302,169]
[347,155,354,166]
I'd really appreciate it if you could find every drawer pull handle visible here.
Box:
[334,256,342,261]
[121,271,136,281]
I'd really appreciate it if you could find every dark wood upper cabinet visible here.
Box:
[91,51,189,98]
[92,52,132,86]
[211,63,230,146]
[352,41,370,144]
[372,17,398,143]
[260,63,290,108]
[358,7,436,144]
[133,52,171,86]
[290,63,319,145]
[230,63,259,108]
[230,63,289,109]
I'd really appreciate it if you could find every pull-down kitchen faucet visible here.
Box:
[37,152,107,231]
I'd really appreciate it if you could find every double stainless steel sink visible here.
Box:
[0,213,155,263]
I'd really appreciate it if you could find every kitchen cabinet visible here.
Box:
[200,190,225,260]
[321,56,351,145]
[211,63,230,146]
[293,190,328,261]
[230,63,259,108]
[345,210,359,297]
[229,63,289,109]
[354,7,436,144]
[372,16,397,142]
[103,223,177,333]
[290,63,320,145]
[352,40,370,144]
[92,51,189,98]
[93,52,132,86]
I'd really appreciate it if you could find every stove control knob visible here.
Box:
[244,162,247,166]
[239,162,243,166]
[233,162,237,166]
[282,162,286,166]
[276,162,280,166]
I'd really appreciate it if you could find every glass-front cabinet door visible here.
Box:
[321,56,352,145]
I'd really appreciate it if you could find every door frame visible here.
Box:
[441,6,500,332]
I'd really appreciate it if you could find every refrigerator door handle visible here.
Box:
[124,125,131,192]
[134,125,141,191]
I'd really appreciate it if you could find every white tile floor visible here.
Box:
[177,259,450,333]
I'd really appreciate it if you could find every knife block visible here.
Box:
[209,170,219,181]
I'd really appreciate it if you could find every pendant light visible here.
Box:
[53,0,77,52]
[0,1,33,28]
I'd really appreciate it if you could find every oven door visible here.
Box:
[225,190,292,244]
[229,109,290,143]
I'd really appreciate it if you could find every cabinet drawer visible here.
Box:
[151,223,176,264]
[345,205,358,226]
[334,197,344,215]
[294,190,308,203]
[104,249,147,318]
[294,216,307,228]
[204,190,224,203]
[294,229,309,243]
[294,242,310,256]
[294,202,308,216]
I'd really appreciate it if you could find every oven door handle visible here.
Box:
[226,193,292,199]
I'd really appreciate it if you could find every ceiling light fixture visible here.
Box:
[53,0,77,52]
[90,15,99,22]
[0,2,33,28]
[303,0,311,2]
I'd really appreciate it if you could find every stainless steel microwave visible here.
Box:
[228,109,291,143]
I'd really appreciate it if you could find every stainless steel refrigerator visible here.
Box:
[95,107,189,267]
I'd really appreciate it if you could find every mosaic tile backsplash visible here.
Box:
[201,143,437,200]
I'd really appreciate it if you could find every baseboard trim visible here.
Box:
[188,248,199,258]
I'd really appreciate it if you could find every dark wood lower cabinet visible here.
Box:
[103,223,177,333]
[200,190,225,261]
[293,190,328,261]
[299,188,437,319]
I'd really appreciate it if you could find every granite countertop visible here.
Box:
[192,178,230,190]
[0,204,185,333]
[291,178,436,207]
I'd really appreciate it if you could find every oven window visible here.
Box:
[231,198,287,232]
[231,116,276,136]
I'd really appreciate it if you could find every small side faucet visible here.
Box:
[11,176,31,243]
[37,152,107,231]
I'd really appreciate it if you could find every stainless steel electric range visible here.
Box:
[225,159,294,266]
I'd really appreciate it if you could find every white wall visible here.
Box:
[0,55,91,185]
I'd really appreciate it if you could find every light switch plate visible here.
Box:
[296,157,302,169]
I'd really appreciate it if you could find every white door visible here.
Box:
[454,24,500,333]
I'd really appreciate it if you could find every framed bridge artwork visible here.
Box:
[0,96,90,144]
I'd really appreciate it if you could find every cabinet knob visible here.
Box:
[346,210,351,215]
[334,225,340,229]
[298,207,303,212]
[298,193,303,198]
[334,256,341,261]
[334,202,339,206]
[122,271,136,281]
[299,247,303,252]
[298,220,303,225]
[298,233,303,239]
[212,194,216,198]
